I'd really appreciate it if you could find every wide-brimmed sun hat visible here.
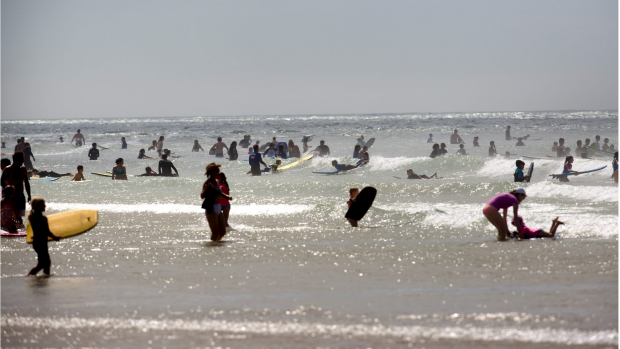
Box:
[205,162,222,175]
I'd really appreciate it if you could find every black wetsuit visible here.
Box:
[29,212,55,274]
[158,160,178,176]
[23,146,35,171]
[35,171,71,178]
[88,148,99,160]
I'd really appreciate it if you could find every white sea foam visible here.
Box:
[376,202,618,237]
[2,315,616,345]
[526,181,618,202]
[46,203,313,216]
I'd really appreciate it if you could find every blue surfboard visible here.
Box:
[550,165,607,179]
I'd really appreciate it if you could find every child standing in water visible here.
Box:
[510,216,564,239]
[71,165,86,182]
[558,156,579,182]
[27,197,60,276]
[346,187,359,227]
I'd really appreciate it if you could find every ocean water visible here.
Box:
[1,111,618,348]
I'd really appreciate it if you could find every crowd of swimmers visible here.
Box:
[2,127,618,276]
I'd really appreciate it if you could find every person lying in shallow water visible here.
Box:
[406,169,442,179]
[29,169,72,178]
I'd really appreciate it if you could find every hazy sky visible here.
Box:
[2,0,618,120]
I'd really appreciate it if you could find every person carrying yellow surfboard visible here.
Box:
[27,197,60,276]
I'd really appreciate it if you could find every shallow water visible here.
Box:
[1,111,617,348]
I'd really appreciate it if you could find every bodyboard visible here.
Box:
[525,162,534,183]
[27,209,98,243]
[345,187,377,221]
[42,178,60,182]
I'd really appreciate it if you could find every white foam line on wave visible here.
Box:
[2,315,616,345]
[46,203,313,216]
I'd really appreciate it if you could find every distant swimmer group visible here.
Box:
[1,125,616,255]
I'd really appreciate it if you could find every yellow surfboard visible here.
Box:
[26,209,98,243]
[278,153,314,171]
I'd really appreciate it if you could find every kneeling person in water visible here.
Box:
[406,169,441,179]
[158,154,179,176]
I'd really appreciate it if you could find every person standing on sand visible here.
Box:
[201,163,233,241]
[71,129,85,147]
[0,152,31,227]
[27,197,60,276]
[210,137,229,158]
[483,188,527,241]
